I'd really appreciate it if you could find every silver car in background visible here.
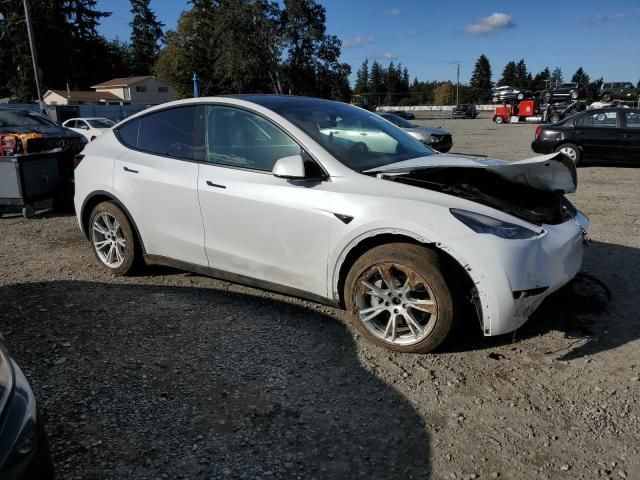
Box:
[377,112,453,153]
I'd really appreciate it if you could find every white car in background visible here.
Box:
[73,96,589,353]
[62,117,115,141]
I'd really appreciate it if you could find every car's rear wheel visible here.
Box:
[344,244,457,353]
[555,143,582,165]
[89,201,137,275]
[601,92,613,102]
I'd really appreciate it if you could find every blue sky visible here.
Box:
[97,0,640,85]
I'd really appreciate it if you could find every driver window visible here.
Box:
[576,111,617,128]
[206,106,302,172]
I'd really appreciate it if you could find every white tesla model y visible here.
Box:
[74,96,589,353]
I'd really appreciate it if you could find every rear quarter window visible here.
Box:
[116,119,140,148]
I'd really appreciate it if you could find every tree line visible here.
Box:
[0,0,351,103]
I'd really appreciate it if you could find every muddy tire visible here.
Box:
[344,243,457,354]
[89,201,138,275]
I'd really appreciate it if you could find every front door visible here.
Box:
[573,110,621,160]
[197,105,334,298]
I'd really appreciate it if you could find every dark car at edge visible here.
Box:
[531,107,640,165]
[0,339,54,479]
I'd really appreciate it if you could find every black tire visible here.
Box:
[548,114,560,124]
[554,143,582,166]
[494,116,504,124]
[601,92,613,102]
[517,93,524,100]
[22,205,35,219]
[89,201,138,275]
[344,243,458,354]
[570,91,579,100]
[492,96,499,103]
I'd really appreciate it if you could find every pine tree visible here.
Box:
[354,59,369,94]
[550,67,563,87]
[469,54,492,102]
[515,59,528,88]
[571,67,589,86]
[130,0,164,74]
[499,61,518,86]
[532,67,551,91]
[63,0,110,42]
[369,60,384,105]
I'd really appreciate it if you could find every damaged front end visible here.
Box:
[368,153,578,226]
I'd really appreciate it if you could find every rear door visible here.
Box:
[619,110,640,161]
[573,110,621,160]
[113,105,209,266]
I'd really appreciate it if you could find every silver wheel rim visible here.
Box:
[92,212,126,268]
[355,263,438,346]
[560,146,577,161]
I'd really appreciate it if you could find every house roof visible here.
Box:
[44,90,122,102]
[91,75,158,88]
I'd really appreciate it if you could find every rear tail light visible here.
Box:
[74,154,85,168]
[535,126,543,139]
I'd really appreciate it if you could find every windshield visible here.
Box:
[87,118,115,128]
[380,113,415,128]
[0,109,56,127]
[269,101,433,171]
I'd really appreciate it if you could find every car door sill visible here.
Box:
[143,254,341,308]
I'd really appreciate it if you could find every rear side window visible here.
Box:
[575,111,618,128]
[117,106,204,161]
[624,112,640,129]
[117,119,140,148]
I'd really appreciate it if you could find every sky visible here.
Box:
[96,0,640,85]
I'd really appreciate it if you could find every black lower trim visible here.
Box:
[143,254,341,309]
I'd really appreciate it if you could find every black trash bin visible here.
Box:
[0,153,60,218]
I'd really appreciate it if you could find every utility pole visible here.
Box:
[451,61,462,105]
[23,0,43,109]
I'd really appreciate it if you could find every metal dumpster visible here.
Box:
[0,153,60,218]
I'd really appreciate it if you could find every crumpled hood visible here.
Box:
[364,152,577,194]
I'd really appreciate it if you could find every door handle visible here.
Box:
[206,180,226,189]
[123,166,138,173]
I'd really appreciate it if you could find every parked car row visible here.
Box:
[492,81,638,105]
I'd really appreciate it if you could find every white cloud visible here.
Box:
[585,9,640,25]
[385,8,401,16]
[376,52,398,61]
[343,35,375,48]
[464,12,515,36]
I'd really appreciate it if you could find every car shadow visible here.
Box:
[0,281,431,480]
[443,240,640,361]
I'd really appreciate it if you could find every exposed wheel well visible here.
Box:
[336,234,476,314]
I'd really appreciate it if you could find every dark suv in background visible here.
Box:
[599,82,638,102]
[543,83,587,102]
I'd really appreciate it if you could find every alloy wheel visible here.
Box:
[559,146,577,161]
[355,263,438,346]
[92,212,126,268]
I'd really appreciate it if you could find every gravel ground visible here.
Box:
[1,117,639,480]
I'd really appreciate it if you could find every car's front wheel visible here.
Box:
[601,92,613,102]
[89,201,138,275]
[344,244,457,353]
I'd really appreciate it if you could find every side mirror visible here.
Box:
[272,154,305,179]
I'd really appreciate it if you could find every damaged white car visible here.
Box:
[74,96,589,353]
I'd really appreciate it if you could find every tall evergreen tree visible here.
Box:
[63,0,110,42]
[550,67,563,87]
[469,54,492,102]
[499,61,517,86]
[571,67,590,86]
[354,59,370,94]
[515,59,528,88]
[130,0,164,74]
[532,67,551,91]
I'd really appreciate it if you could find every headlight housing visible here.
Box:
[450,208,543,239]
[0,344,15,414]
